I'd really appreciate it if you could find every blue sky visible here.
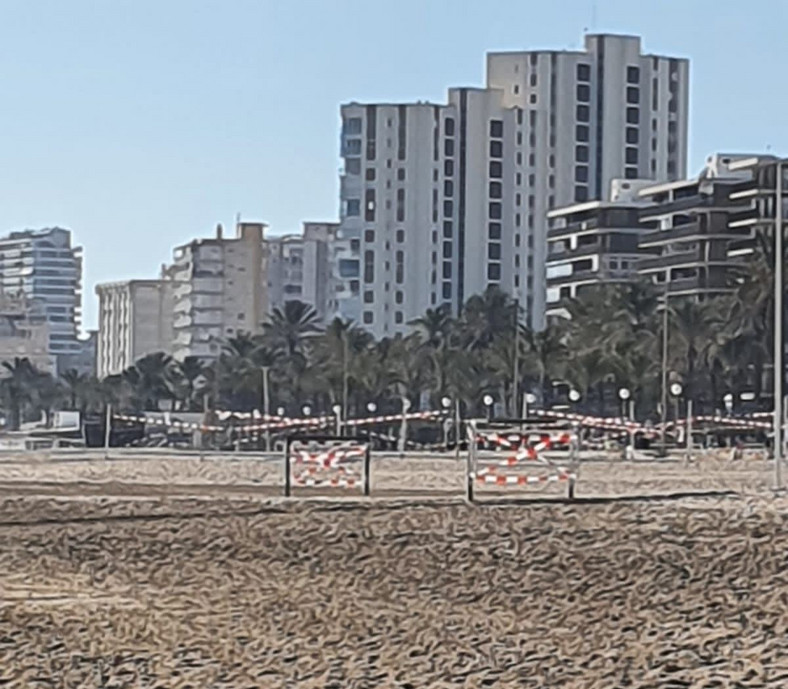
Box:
[0,0,785,329]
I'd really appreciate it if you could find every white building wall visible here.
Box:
[95,280,174,378]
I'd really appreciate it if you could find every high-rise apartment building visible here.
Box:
[487,34,688,324]
[95,279,174,377]
[169,222,267,361]
[337,33,689,333]
[267,222,340,321]
[0,227,82,361]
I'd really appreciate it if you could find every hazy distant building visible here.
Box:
[338,33,689,333]
[169,222,268,360]
[267,222,339,321]
[0,292,53,373]
[95,280,174,377]
[0,227,82,361]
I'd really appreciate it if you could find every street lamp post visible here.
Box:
[441,396,451,450]
[723,393,734,416]
[482,394,494,421]
[619,387,633,454]
[775,159,784,489]
[568,389,581,406]
[261,366,271,450]
[332,404,342,436]
[398,397,411,455]
[302,405,311,417]
[366,402,377,415]
[670,382,683,447]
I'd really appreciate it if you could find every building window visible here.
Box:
[489,181,502,199]
[344,159,361,175]
[444,139,455,157]
[364,189,376,222]
[489,202,502,219]
[529,73,537,87]
[575,166,588,183]
[576,104,590,122]
[363,290,374,304]
[442,282,452,299]
[442,262,452,279]
[445,159,454,176]
[513,84,520,95]
[445,118,455,136]
[364,167,375,181]
[627,66,640,84]
[626,86,640,104]
[516,193,522,206]
[576,63,591,81]
[529,94,537,105]
[576,124,589,142]
[364,250,374,283]
[396,189,405,222]
[625,127,639,144]
[515,212,521,226]
[626,107,640,125]
[443,200,454,217]
[395,311,403,324]
[489,140,503,158]
[625,147,638,164]
[444,180,454,197]
[488,222,501,239]
[490,120,504,138]
[443,221,453,238]
[488,243,501,260]
[576,84,590,102]
[487,263,501,280]
[345,117,362,135]
[489,161,503,178]
[575,185,588,202]
[364,229,375,243]
[397,169,406,181]
[442,242,452,258]
[396,229,405,243]
[625,167,638,179]
[575,145,589,163]
[346,199,360,216]
[363,311,373,324]
[395,250,404,283]
[350,239,360,252]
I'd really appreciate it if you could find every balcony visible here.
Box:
[546,243,601,264]
[638,221,751,248]
[638,249,732,273]
[639,196,736,221]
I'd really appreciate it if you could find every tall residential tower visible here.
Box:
[336,34,689,333]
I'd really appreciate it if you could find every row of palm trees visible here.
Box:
[0,233,777,429]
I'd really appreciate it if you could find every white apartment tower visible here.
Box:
[95,280,174,377]
[338,33,688,332]
[169,222,267,361]
[267,222,340,322]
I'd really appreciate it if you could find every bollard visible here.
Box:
[284,439,292,497]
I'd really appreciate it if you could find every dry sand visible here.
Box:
[1,452,787,687]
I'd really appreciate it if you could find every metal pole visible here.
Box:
[398,398,409,455]
[686,399,693,463]
[629,399,635,454]
[104,404,112,458]
[262,366,271,451]
[342,333,349,434]
[334,409,341,436]
[522,393,528,421]
[775,160,784,489]
[454,399,461,460]
[660,287,669,456]
[512,299,519,417]
[284,438,292,497]
[466,420,476,503]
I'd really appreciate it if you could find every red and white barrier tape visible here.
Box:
[475,470,576,486]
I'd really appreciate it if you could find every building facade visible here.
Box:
[486,33,689,325]
[545,179,656,317]
[95,280,174,377]
[337,33,689,334]
[169,222,267,361]
[0,227,82,362]
[0,292,53,373]
[267,222,339,321]
[636,154,758,298]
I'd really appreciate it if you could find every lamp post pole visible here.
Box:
[775,159,784,490]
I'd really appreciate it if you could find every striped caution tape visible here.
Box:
[473,471,576,486]
[344,410,444,427]
[292,475,359,488]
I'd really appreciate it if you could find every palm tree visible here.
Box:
[126,352,177,410]
[60,368,87,411]
[0,357,38,430]
[265,300,322,357]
